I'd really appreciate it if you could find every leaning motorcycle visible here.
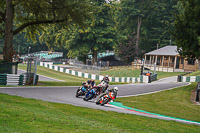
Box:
[75,82,89,97]
[96,91,115,106]
[83,85,101,101]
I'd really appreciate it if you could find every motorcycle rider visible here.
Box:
[100,75,110,92]
[84,84,101,101]
[87,79,96,89]
[107,87,118,101]
[101,75,110,84]
[98,86,118,101]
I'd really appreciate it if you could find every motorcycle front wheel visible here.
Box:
[100,98,109,106]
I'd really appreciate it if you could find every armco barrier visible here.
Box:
[178,76,200,82]
[0,74,25,85]
[40,62,149,83]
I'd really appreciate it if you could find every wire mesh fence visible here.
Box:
[70,63,109,75]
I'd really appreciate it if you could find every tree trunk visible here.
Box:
[135,16,142,57]
[3,0,14,62]
[92,49,97,66]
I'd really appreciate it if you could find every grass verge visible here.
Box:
[116,83,200,122]
[19,64,185,82]
[19,64,88,82]
[185,70,200,76]
[0,93,199,132]
[38,81,128,86]
[101,66,185,79]
[156,71,185,79]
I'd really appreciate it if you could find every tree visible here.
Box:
[0,0,92,62]
[118,0,151,57]
[115,32,138,63]
[139,0,178,51]
[0,32,48,55]
[40,0,118,65]
[117,0,178,60]
[173,0,200,59]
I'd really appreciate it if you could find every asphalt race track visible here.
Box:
[1,82,200,126]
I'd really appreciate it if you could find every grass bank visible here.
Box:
[38,81,128,86]
[186,70,200,76]
[18,64,127,86]
[101,66,185,79]
[0,93,199,132]
[19,64,185,82]
[117,83,200,122]
[19,64,87,82]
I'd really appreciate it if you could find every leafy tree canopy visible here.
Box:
[174,0,200,59]
[0,0,93,62]
[40,0,119,64]
[116,0,178,61]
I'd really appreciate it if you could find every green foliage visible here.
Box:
[139,0,178,51]
[116,0,178,60]
[1,0,93,39]
[115,32,139,63]
[173,0,200,59]
[40,0,119,63]
[0,33,48,55]
[1,0,93,62]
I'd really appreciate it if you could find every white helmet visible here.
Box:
[113,87,118,91]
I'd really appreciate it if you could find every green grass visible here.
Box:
[100,66,140,77]
[156,71,185,79]
[186,70,200,76]
[100,66,185,79]
[19,64,88,82]
[116,83,200,122]
[0,93,199,132]
[19,64,185,82]
[38,81,128,86]
[18,64,128,86]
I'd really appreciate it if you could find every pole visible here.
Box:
[140,59,144,75]
[154,56,157,74]
[28,46,31,56]
[33,57,38,85]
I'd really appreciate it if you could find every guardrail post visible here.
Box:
[195,82,200,102]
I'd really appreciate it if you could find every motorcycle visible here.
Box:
[83,85,102,101]
[96,91,116,106]
[75,82,89,97]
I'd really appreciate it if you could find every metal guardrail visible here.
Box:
[70,63,109,75]
[195,82,200,102]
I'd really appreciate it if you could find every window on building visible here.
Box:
[187,59,195,65]
[181,58,184,64]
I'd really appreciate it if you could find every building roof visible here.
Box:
[145,46,179,56]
